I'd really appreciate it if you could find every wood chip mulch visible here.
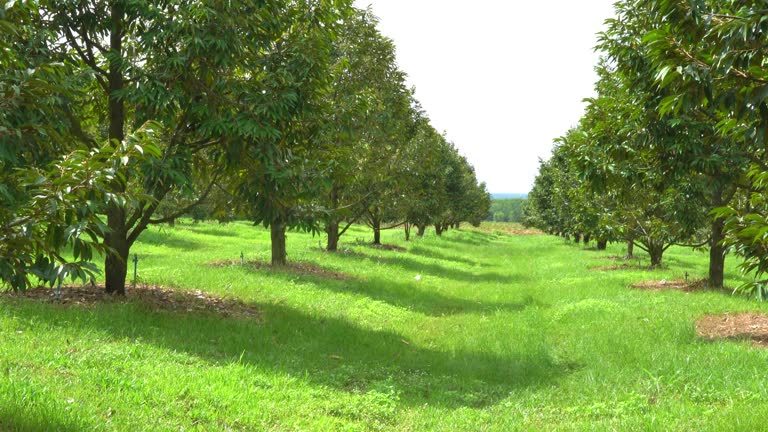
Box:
[208,259,356,281]
[696,313,768,347]
[2,284,261,319]
[630,279,708,292]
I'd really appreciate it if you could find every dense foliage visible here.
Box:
[527,0,768,291]
[488,199,527,223]
[0,2,490,291]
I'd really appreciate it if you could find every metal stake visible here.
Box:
[55,276,62,302]
[132,254,139,289]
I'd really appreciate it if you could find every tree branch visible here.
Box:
[148,172,221,225]
[633,241,650,253]
[380,221,407,231]
[338,220,357,238]
[63,106,98,146]
[63,26,108,79]
[673,238,711,249]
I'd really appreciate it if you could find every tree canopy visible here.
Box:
[0,2,490,291]
[527,0,768,290]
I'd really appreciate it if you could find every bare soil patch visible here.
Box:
[696,313,768,347]
[497,227,542,236]
[489,227,542,236]
[467,223,542,236]
[209,259,356,281]
[3,284,260,319]
[630,279,708,292]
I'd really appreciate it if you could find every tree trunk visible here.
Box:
[454,222,460,229]
[404,223,411,241]
[596,239,607,250]
[626,239,634,259]
[104,206,129,295]
[649,242,664,267]
[372,219,382,245]
[271,222,287,266]
[583,234,591,245]
[435,224,443,237]
[326,220,339,252]
[709,189,726,288]
[416,224,426,237]
[104,2,128,295]
[574,233,581,244]
[326,185,340,251]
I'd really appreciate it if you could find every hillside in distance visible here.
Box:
[491,193,528,199]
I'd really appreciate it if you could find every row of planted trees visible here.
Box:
[526,0,768,295]
[0,1,490,295]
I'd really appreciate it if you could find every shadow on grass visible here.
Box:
[208,257,531,316]
[408,246,480,267]
[0,410,83,432]
[439,233,498,247]
[263,269,542,317]
[661,256,699,271]
[137,229,205,250]
[340,252,524,285]
[4,299,566,410]
[186,226,243,238]
[356,278,545,316]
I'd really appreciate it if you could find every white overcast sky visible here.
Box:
[352,1,617,194]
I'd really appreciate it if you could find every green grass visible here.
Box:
[3,221,768,430]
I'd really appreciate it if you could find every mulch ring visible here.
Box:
[593,255,627,261]
[208,259,355,281]
[369,243,407,252]
[630,279,708,292]
[3,284,260,319]
[696,313,768,347]
[591,263,653,271]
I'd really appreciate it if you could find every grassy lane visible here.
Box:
[2,222,768,430]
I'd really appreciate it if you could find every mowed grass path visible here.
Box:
[3,221,768,430]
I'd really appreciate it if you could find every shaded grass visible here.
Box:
[3,299,560,409]
[338,249,523,284]
[405,245,481,267]
[4,220,768,430]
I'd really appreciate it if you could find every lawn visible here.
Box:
[2,221,768,431]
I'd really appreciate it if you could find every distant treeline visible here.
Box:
[487,198,527,223]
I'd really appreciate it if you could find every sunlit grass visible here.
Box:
[2,220,768,430]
